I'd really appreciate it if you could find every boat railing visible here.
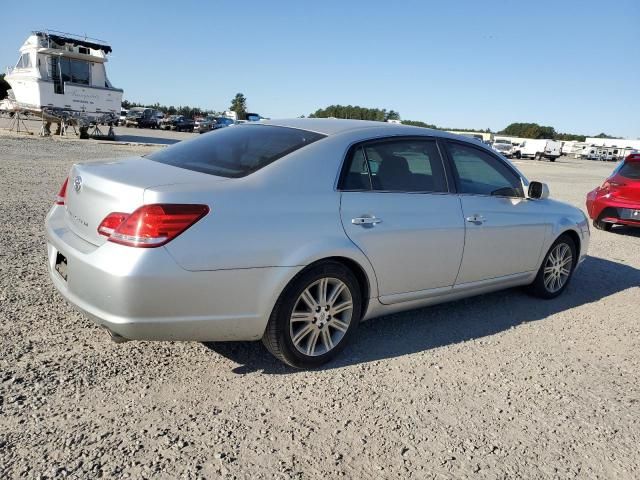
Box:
[36,29,108,45]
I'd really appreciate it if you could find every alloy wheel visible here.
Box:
[543,243,573,293]
[289,277,353,357]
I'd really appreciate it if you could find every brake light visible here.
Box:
[55,178,68,205]
[97,212,129,237]
[98,204,209,248]
[602,180,626,192]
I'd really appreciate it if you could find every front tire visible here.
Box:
[262,261,362,368]
[526,234,576,299]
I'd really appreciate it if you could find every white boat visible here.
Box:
[4,30,123,127]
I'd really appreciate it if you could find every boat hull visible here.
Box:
[6,74,122,117]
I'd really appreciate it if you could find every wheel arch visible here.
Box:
[267,253,376,332]
[561,228,581,259]
[311,256,371,319]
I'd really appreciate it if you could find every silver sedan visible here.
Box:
[46,119,590,368]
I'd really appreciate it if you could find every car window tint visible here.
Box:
[448,143,524,197]
[342,147,371,190]
[148,125,325,178]
[363,140,447,192]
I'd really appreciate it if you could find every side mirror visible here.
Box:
[528,181,549,199]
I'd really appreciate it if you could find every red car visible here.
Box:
[586,153,640,231]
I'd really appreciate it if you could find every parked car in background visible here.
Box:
[173,116,195,132]
[45,119,589,368]
[520,139,562,162]
[193,116,210,133]
[492,139,513,157]
[509,142,523,159]
[160,115,178,130]
[125,107,161,129]
[119,108,128,126]
[154,111,165,128]
[159,115,195,132]
[197,116,235,133]
[215,117,235,129]
[586,153,640,231]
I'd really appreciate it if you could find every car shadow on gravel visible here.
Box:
[204,256,640,374]
[609,226,640,238]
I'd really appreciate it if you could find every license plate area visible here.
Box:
[620,208,640,220]
[55,251,68,281]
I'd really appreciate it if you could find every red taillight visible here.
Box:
[602,180,627,192]
[97,212,129,237]
[98,204,209,248]
[55,178,68,205]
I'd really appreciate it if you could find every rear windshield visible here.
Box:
[147,125,325,178]
[617,160,640,179]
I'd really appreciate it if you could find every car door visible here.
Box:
[339,137,465,302]
[443,140,548,285]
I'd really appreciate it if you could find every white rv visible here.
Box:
[3,30,123,126]
[519,139,562,162]
[561,141,577,156]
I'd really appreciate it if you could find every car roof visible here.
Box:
[260,118,451,137]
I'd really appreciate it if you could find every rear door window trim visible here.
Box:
[337,135,453,194]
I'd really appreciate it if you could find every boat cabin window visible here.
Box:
[15,53,32,69]
[58,58,91,85]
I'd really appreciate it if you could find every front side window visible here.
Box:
[148,125,325,178]
[447,142,524,197]
[341,139,448,192]
[15,53,32,69]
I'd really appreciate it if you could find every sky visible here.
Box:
[2,0,639,138]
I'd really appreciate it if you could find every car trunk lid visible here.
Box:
[63,157,224,246]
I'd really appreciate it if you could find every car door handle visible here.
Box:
[466,214,486,225]
[352,216,382,226]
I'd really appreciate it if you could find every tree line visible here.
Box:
[308,105,400,122]
[121,93,249,119]
[307,105,603,142]
[0,83,618,141]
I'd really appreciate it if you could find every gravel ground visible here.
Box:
[1,131,639,479]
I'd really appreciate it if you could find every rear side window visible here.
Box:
[148,125,325,178]
[341,139,448,193]
[617,161,640,179]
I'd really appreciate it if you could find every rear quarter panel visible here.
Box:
[148,135,380,297]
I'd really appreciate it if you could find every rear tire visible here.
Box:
[526,234,576,299]
[593,219,613,231]
[262,261,362,368]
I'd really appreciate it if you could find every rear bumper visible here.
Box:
[586,190,640,226]
[45,205,300,342]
